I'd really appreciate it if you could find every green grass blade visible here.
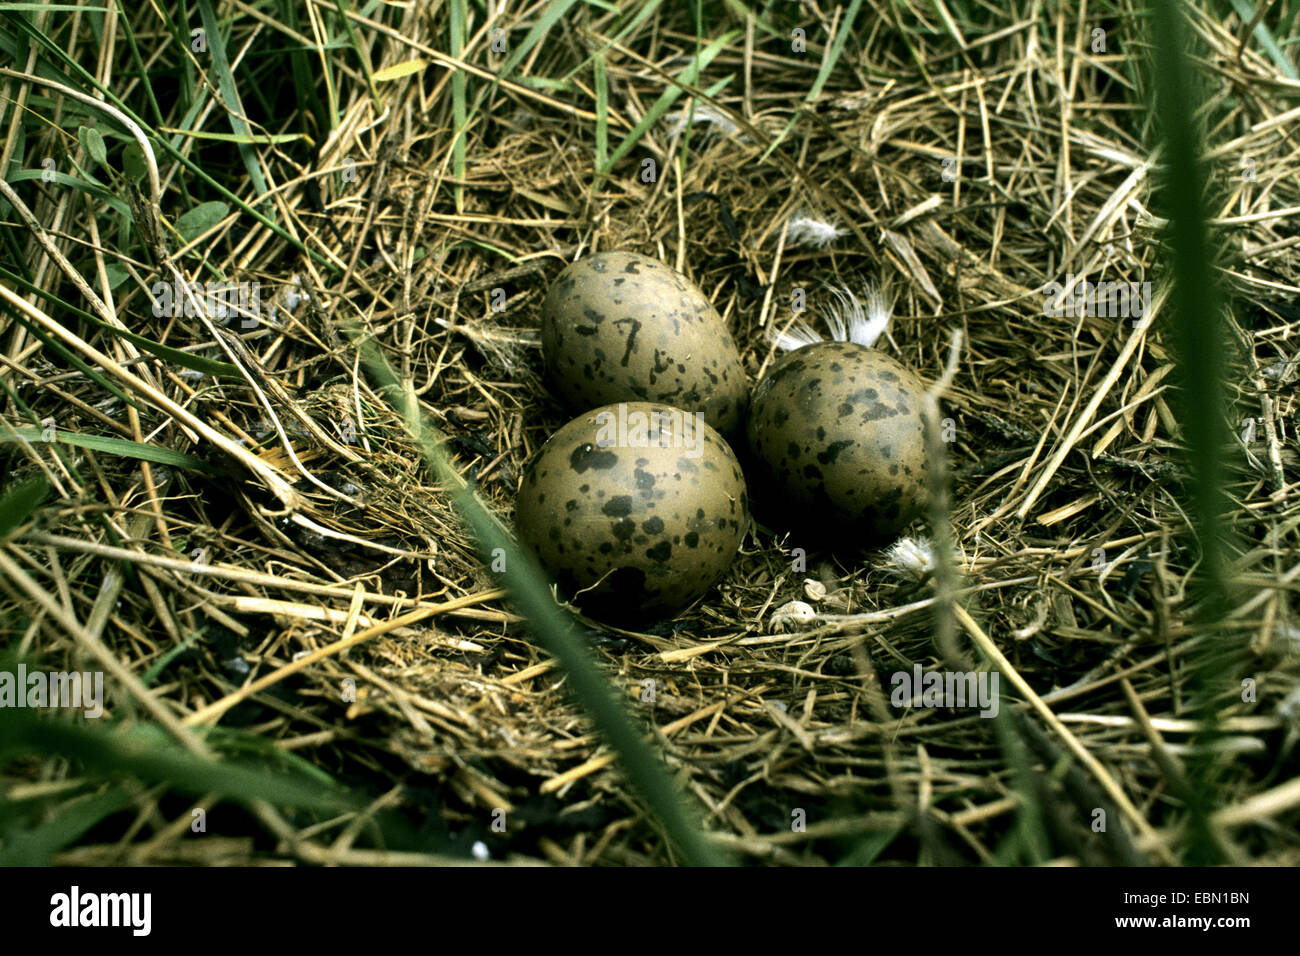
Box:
[835,826,903,866]
[1,428,228,476]
[114,7,165,127]
[140,629,205,687]
[1150,0,1232,865]
[560,0,663,82]
[497,0,581,81]
[330,0,382,109]
[0,710,357,814]
[806,0,863,103]
[0,3,110,9]
[0,786,135,866]
[594,51,608,184]
[451,0,467,211]
[3,15,318,262]
[759,0,863,161]
[0,265,242,378]
[1226,0,1298,79]
[600,31,738,174]
[159,129,310,146]
[196,0,271,201]
[0,475,49,540]
[5,168,131,218]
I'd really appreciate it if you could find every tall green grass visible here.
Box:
[1149,0,1235,864]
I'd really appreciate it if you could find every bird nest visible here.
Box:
[2,2,1299,866]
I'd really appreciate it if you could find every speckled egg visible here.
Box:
[541,252,748,435]
[746,342,928,543]
[515,402,748,623]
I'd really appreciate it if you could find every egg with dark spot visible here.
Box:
[516,402,748,623]
[541,252,748,435]
[746,342,927,543]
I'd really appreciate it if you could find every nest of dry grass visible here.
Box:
[4,3,1300,865]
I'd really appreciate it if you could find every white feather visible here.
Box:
[784,214,847,248]
[886,537,935,579]
[826,282,891,348]
[771,318,824,353]
[664,104,742,139]
[771,282,893,352]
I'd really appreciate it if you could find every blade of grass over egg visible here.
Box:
[352,334,731,867]
[1149,0,1233,865]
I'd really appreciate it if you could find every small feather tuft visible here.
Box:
[664,104,743,139]
[885,536,935,580]
[771,317,825,353]
[825,282,892,348]
[771,281,893,352]
[784,214,847,248]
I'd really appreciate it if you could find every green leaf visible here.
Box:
[594,53,608,181]
[140,629,204,686]
[1226,0,1298,80]
[122,141,146,180]
[78,125,107,166]
[100,262,129,291]
[176,201,230,242]
[807,0,863,102]
[0,475,49,540]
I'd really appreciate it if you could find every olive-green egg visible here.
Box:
[541,252,748,435]
[515,402,748,623]
[746,342,927,543]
